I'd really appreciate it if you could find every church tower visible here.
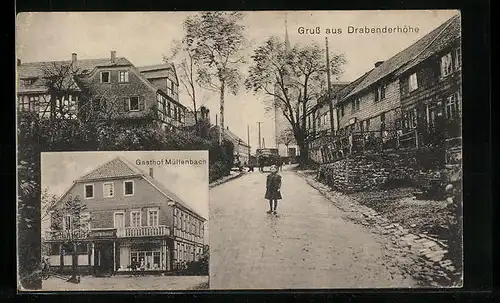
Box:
[274,14,298,159]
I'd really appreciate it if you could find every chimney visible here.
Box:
[17,59,21,66]
[71,53,77,67]
[226,126,229,130]
[111,50,116,63]
[149,167,154,178]
[375,61,384,68]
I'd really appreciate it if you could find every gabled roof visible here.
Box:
[137,63,178,85]
[74,157,204,220]
[17,57,133,94]
[336,70,373,104]
[78,157,141,181]
[210,126,250,148]
[344,14,460,99]
[396,15,461,76]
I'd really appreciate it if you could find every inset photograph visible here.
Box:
[40,150,209,291]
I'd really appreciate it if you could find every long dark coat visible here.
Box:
[265,173,282,200]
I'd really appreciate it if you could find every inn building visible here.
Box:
[16,51,187,129]
[43,157,205,276]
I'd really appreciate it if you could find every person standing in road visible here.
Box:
[265,165,282,215]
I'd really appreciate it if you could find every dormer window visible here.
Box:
[22,78,36,86]
[100,71,110,83]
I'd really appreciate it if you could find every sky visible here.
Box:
[17,10,459,153]
[40,151,210,242]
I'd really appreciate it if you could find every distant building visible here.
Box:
[43,157,205,276]
[185,106,211,127]
[209,126,251,165]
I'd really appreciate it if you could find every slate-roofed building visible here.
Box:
[44,157,205,276]
[16,51,186,128]
[332,14,461,157]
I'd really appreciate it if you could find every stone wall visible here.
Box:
[317,149,459,193]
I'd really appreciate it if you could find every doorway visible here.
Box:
[94,242,114,276]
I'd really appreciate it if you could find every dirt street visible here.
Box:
[209,167,417,289]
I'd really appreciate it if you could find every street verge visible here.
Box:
[296,170,462,288]
[209,171,246,188]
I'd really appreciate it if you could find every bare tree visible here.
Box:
[166,39,203,135]
[246,36,345,166]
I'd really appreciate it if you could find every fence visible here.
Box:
[312,127,461,164]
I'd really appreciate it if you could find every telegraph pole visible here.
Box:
[257,122,263,149]
[326,37,335,137]
[247,125,251,158]
[262,138,265,148]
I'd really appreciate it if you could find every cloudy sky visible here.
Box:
[17,10,459,152]
[41,151,209,219]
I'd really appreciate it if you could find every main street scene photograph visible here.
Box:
[39,151,209,291]
[16,10,462,290]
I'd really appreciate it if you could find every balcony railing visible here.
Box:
[116,225,170,238]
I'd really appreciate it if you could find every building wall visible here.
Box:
[60,176,172,229]
[337,79,402,133]
[84,66,157,120]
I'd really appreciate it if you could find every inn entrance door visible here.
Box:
[94,242,114,277]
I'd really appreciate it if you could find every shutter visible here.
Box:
[139,96,145,111]
[123,98,129,112]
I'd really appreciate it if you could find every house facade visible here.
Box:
[304,15,461,163]
[306,83,349,163]
[137,63,186,129]
[396,15,461,150]
[44,157,205,276]
[16,51,186,128]
[209,126,251,165]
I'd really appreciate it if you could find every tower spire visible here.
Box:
[285,13,291,53]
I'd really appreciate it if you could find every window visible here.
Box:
[114,212,125,228]
[166,79,173,96]
[92,98,102,112]
[375,85,386,102]
[19,96,29,111]
[167,102,171,117]
[118,71,129,83]
[350,100,355,113]
[355,98,360,111]
[340,104,345,117]
[128,96,139,111]
[124,180,134,196]
[84,184,94,199]
[81,213,91,231]
[148,209,159,226]
[22,78,36,86]
[103,182,114,198]
[445,93,460,120]
[455,47,461,70]
[130,211,141,227]
[408,73,418,92]
[440,52,453,77]
[100,71,110,83]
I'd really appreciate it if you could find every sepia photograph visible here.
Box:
[39,151,209,291]
[16,10,462,291]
